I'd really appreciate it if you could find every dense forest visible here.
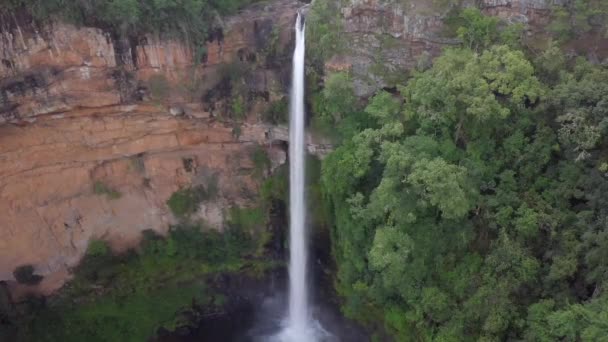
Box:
[312,5,608,342]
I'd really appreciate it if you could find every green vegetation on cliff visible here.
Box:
[7,219,273,341]
[4,0,260,43]
[318,8,608,341]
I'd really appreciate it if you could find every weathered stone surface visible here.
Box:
[479,0,565,28]
[335,0,455,96]
[330,0,566,97]
[0,0,308,298]
[0,107,290,296]
[0,0,575,299]
[0,0,303,123]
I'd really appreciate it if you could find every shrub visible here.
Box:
[260,164,288,204]
[14,217,270,341]
[262,97,288,124]
[226,206,265,257]
[231,95,246,119]
[457,8,499,51]
[86,240,110,257]
[93,181,122,200]
[13,265,43,285]
[166,185,208,218]
[306,0,344,63]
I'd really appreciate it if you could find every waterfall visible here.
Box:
[273,13,331,342]
[288,12,309,337]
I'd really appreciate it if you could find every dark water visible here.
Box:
[158,200,369,342]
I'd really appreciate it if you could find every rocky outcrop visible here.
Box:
[0,0,578,298]
[334,0,454,96]
[326,0,566,97]
[0,0,308,297]
[0,0,306,124]
[0,105,283,296]
[480,0,565,28]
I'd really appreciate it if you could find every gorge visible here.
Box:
[2,0,608,341]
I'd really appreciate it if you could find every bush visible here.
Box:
[93,181,122,200]
[86,240,110,257]
[13,265,43,285]
[262,97,288,124]
[226,206,266,257]
[306,0,344,63]
[231,95,246,119]
[457,8,499,51]
[260,164,288,204]
[14,217,270,341]
[166,185,209,218]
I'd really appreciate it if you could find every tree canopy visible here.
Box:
[320,8,608,341]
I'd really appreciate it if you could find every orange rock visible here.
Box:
[0,0,310,298]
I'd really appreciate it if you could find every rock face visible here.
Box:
[0,0,568,297]
[328,0,563,97]
[0,0,307,297]
[480,0,565,27]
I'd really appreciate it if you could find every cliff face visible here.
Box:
[0,0,592,297]
[327,0,584,97]
[0,0,313,296]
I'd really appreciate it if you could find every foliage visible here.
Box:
[318,72,358,124]
[231,95,246,119]
[86,240,110,257]
[260,163,288,204]
[14,224,266,341]
[92,181,122,200]
[251,145,271,179]
[212,61,253,121]
[306,0,344,63]
[320,12,608,340]
[227,206,267,257]
[457,8,499,51]
[548,0,608,40]
[262,97,288,124]
[455,7,525,51]
[166,185,209,218]
[3,0,259,46]
[311,71,368,142]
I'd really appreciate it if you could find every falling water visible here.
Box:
[252,13,336,342]
[287,12,309,339]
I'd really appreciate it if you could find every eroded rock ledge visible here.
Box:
[0,0,310,297]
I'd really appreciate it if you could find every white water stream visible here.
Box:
[271,13,333,342]
[287,12,309,339]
